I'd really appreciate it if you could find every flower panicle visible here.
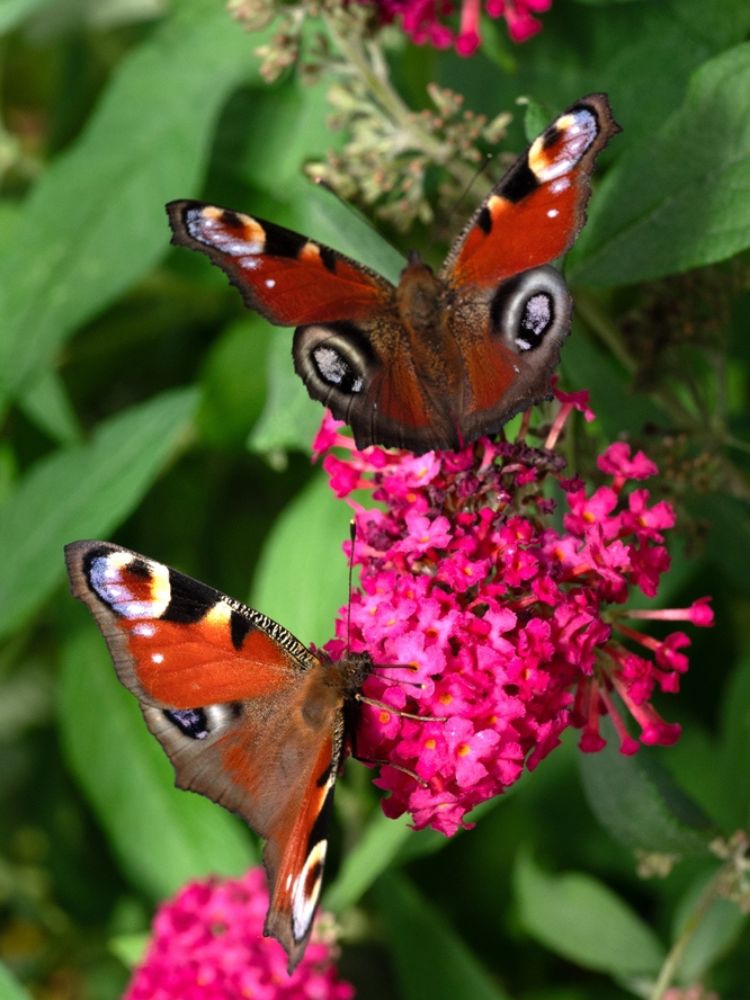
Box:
[125,868,354,999]
[315,392,713,837]
[367,0,553,53]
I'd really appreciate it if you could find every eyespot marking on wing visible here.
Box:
[164,707,210,740]
[516,292,553,351]
[84,548,171,619]
[162,702,242,742]
[187,205,266,257]
[294,322,375,401]
[292,839,327,943]
[528,107,599,183]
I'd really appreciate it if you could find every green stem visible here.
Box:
[321,12,477,189]
[574,289,636,375]
[649,868,724,1000]
[574,289,697,427]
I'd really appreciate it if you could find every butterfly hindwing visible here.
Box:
[64,540,351,971]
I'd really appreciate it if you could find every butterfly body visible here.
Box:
[168,94,619,454]
[65,540,372,971]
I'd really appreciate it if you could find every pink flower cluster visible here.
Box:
[364,0,551,54]
[125,868,354,1000]
[315,391,713,837]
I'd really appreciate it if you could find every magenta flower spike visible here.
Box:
[125,869,354,1000]
[364,0,553,54]
[314,390,714,836]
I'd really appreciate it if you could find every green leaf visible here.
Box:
[672,872,747,984]
[59,627,255,899]
[522,97,554,142]
[327,793,511,912]
[0,387,197,640]
[325,812,412,913]
[247,335,323,454]
[109,932,149,970]
[0,963,32,1000]
[718,652,750,829]
[299,182,406,285]
[374,872,511,1000]
[514,853,665,977]
[570,44,750,285]
[0,0,49,33]
[687,492,750,597]
[578,723,715,856]
[239,79,341,197]
[559,318,666,439]
[18,368,82,445]
[250,469,351,647]
[0,0,261,404]
[197,317,273,448]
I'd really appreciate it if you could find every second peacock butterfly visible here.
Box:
[65,539,379,972]
[167,94,619,454]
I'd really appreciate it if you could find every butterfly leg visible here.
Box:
[355,692,447,723]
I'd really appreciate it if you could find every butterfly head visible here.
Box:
[396,252,443,338]
[322,649,374,699]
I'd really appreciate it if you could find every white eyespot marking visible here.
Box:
[312,346,364,393]
[133,623,156,638]
[524,294,552,335]
[89,553,170,619]
[515,293,552,352]
[194,207,266,258]
[151,652,164,664]
[530,108,599,183]
[265,278,276,288]
[292,840,327,942]
[551,177,571,194]
[547,208,560,218]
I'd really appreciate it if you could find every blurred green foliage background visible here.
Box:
[0,0,749,997]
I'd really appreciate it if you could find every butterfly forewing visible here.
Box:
[442,94,620,288]
[167,200,394,326]
[64,540,353,972]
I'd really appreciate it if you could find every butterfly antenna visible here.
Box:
[448,152,494,219]
[346,519,356,657]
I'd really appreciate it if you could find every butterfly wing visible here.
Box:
[438,94,620,442]
[442,94,619,287]
[167,200,394,326]
[168,200,439,450]
[65,540,344,971]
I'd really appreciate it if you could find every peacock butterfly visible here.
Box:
[167,94,619,454]
[65,539,376,972]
